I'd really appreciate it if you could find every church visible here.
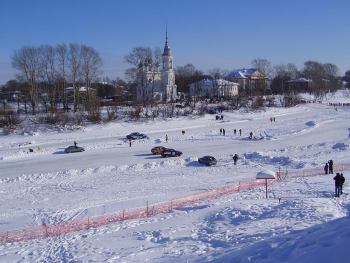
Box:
[136,31,177,103]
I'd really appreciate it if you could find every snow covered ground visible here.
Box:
[0,93,350,262]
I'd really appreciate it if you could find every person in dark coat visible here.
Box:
[129,139,132,147]
[249,131,253,139]
[223,128,226,136]
[239,129,242,136]
[74,141,77,147]
[334,173,342,197]
[324,163,329,175]
[328,160,334,174]
[220,128,222,135]
[165,134,168,143]
[234,129,236,135]
[233,154,239,165]
[340,173,345,194]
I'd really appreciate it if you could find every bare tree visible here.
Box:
[208,68,228,80]
[56,44,68,110]
[175,64,204,94]
[81,45,102,110]
[251,58,272,76]
[323,63,340,91]
[40,45,58,113]
[124,47,153,82]
[12,46,42,115]
[68,43,82,112]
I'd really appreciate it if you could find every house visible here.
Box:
[227,68,268,95]
[64,86,96,103]
[286,78,312,91]
[189,79,239,99]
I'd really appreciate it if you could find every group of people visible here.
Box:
[270,117,276,122]
[233,129,242,136]
[219,128,226,136]
[216,115,224,120]
[324,160,334,174]
[325,159,346,197]
[334,172,345,197]
[219,128,244,137]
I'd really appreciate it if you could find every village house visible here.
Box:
[189,79,239,99]
[286,78,312,92]
[227,68,268,96]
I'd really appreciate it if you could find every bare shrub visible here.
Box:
[0,110,21,129]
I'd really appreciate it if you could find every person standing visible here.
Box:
[328,160,334,174]
[233,154,239,165]
[249,131,253,139]
[234,129,236,135]
[334,173,342,197]
[74,141,77,147]
[129,139,132,147]
[223,128,226,136]
[239,129,242,136]
[340,173,345,194]
[324,163,329,175]
[220,128,222,135]
[165,134,168,143]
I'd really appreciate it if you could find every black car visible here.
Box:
[161,149,182,158]
[64,145,85,153]
[126,132,148,140]
[198,156,217,166]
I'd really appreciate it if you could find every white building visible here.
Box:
[136,31,177,103]
[189,79,239,99]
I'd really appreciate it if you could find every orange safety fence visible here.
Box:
[0,163,349,244]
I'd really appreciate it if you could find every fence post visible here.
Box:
[43,223,48,237]
[146,201,149,217]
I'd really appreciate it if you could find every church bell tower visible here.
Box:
[161,27,177,102]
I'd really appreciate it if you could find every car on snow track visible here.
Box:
[64,145,85,153]
[151,146,167,155]
[126,132,149,140]
[161,149,182,158]
[198,156,217,166]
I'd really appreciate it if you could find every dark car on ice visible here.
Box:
[161,149,182,158]
[126,132,149,140]
[198,156,217,166]
[151,146,167,155]
[64,145,85,153]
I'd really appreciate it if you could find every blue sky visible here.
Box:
[0,0,349,84]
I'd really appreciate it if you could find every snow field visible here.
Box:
[0,96,350,262]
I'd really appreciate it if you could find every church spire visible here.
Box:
[165,24,168,46]
[163,25,171,56]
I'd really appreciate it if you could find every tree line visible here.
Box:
[10,43,102,115]
[0,44,349,129]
